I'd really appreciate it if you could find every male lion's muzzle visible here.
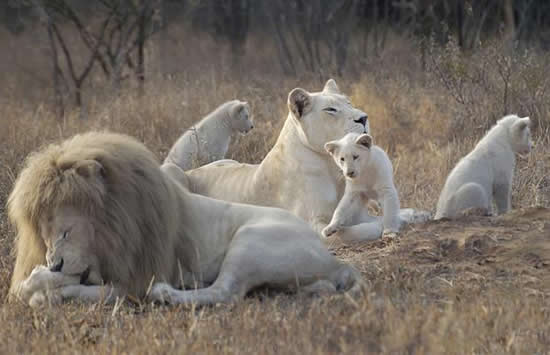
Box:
[49,258,64,272]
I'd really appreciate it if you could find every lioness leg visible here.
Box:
[336,221,384,242]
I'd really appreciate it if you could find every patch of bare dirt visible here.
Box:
[330,207,550,298]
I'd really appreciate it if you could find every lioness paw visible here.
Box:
[322,224,341,238]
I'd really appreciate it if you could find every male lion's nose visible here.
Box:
[354,115,368,126]
[50,258,64,272]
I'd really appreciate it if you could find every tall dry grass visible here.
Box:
[0,25,549,353]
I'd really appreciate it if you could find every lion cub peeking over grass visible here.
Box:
[322,133,401,242]
[435,114,533,220]
[164,100,253,171]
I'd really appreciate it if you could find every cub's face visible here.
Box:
[510,116,533,155]
[231,101,254,134]
[325,133,373,180]
[287,79,369,153]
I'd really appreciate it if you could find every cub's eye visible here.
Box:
[353,155,359,160]
[324,107,338,113]
[340,157,345,162]
[62,230,69,239]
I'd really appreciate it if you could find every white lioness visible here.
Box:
[435,115,533,220]
[178,80,372,234]
[164,100,253,171]
[8,132,362,307]
[322,133,401,242]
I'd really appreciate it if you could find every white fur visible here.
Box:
[435,114,533,219]
[164,100,253,171]
[322,133,402,242]
[174,80,425,234]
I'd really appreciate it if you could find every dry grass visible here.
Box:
[1,32,550,353]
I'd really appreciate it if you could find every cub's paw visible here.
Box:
[322,224,341,238]
[148,283,177,305]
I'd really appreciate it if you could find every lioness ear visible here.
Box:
[355,134,373,149]
[324,141,339,155]
[288,88,312,119]
[75,160,105,179]
[323,79,341,94]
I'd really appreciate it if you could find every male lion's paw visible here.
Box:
[322,224,341,238]
[28,289,63,308]
[148,283,177,305]
[26,265,57,292]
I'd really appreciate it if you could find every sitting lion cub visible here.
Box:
[435,114,533,220]
[322,133,401,242]
[164,100,253,170]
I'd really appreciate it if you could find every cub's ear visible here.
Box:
[232,101,248,115]
[355,134,373,149]
[288,88,312,119]
[517,116,531,130]
[74,159,105,179]
[323,79,341,94]
[324,141,339,155]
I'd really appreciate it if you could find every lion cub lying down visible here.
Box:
[435,114,533,219]
[164,100,253,171]
[8,132,363,307]
[322,133,402,242]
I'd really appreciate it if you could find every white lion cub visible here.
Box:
[435,114,533,220]
[323,133,401,242]
[164,100,253,170]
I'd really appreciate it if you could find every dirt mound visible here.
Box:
[329,207,550,297]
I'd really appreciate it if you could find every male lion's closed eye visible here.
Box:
[323,107,338,113]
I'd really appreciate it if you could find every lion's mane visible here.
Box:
[8,132,184,297]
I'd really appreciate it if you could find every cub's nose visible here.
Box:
[354,115,368,126]
[346,171,356,178]
[50,258,64,272]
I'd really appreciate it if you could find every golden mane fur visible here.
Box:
[8,131,186,297]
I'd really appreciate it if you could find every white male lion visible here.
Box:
[164,100,253,171]
[323,133,401,242]
[179,79,424,234]
[435,114,533,220]
[8,132,362,307]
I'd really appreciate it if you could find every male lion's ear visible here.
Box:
[324,141,339,155]
[323,79,341,94]
[355,134,373,149]
[288,88,312,119]
[75,160,105,179]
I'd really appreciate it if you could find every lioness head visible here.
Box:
[287,79,369,153]
[325,133,373,179]
[229,100,254,134]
